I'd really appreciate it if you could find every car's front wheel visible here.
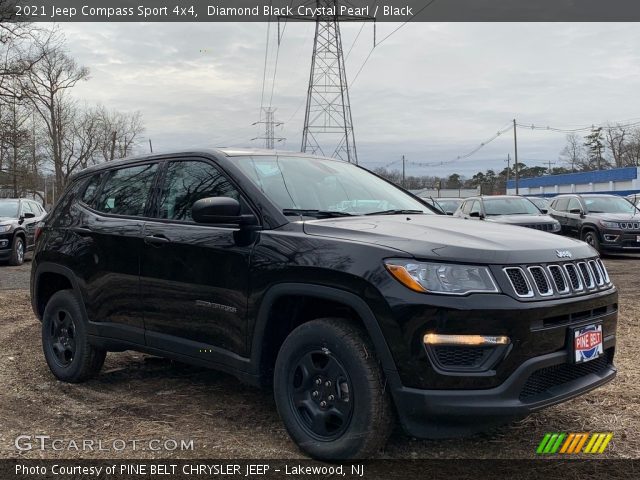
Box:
[273,318,393,460]
[583,230,601,252]
[42,290,106,383]
[8,235,25,266]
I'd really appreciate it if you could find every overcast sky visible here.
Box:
[59,22,640,178]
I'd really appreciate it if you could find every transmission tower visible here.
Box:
[281,0,374,164]
[252,107,285,149]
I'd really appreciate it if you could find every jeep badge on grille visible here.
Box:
[556,250,573,258]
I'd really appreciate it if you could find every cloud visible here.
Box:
[59,22,640,178]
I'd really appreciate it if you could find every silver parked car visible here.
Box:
[453,195,561,233]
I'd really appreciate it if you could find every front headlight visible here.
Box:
[0,224,11,233]
[384,260,500,295]
[600,221,621,229]
[551,221,561,232]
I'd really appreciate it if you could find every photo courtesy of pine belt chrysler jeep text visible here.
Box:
[30,149,617,460]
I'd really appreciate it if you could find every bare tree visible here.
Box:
[0,80,35,196]
[624,127,640,167]
[95,107,145,161]
[0,1,53,99]
[559,133,586,172]
[604,123,628,168]
[21,39,89,191]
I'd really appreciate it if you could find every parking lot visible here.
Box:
[0,256,638,459]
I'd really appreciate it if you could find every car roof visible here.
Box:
[555,193,618,198]
[76,148,340,177]
[466,195,527,201]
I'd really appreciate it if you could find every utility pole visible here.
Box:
[506,154,511,182]
[252,107,285,149]
[148,139,153,153]
[513,119,519,195]
[546,160,555,173]
[402,155,406,188]
[280,0,374,163]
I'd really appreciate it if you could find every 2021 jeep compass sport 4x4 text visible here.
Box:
[31,149,617,459]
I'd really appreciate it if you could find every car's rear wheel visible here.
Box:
[42,290,106,383]
[273,318,393,460]
[583,230,601,252]
[8,235,25,266]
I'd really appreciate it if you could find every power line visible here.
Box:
[350,0,439,86]
[516,119,640,133]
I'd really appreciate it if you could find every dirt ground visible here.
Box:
[0,256,638,460]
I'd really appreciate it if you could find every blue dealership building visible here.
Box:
[506,166,640,197]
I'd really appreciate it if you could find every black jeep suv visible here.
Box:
[0,198,47,265]
[548,194,640,253]
[31,150,617,459]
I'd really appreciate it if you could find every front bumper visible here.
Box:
[0,233,12,259]
[393,335,616,438]
[600,229,640,251]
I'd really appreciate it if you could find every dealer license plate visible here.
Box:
[574,324,603,364]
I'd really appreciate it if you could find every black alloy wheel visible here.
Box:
[288,349,354,440]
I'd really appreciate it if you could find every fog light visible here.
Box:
[423,333,510,346]
[0,239,8,248]
[603,234,619,242]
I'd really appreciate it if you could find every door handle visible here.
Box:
[144,235,170,246]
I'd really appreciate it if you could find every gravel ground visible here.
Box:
[0,257,638,459]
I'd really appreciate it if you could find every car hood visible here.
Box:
[587,212,640,221]
[485,214,558,225]
[0,217,15,225]
[303,214,593,264]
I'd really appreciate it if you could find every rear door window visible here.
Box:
[94,164,159,217]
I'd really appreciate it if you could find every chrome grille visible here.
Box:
[620,222,640,230]
[504,267,533,297]
[596,258,610,283]
[589,260,604,286]
[528,266,552,296]
[578,262,595,289]
[522,223,556,232]
[502,258,612,299]
[563,263,583,291]
[548,265,569,294]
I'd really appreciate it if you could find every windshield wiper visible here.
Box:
[365,209,425,216]
[283,209,354,218]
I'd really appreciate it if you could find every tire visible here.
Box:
[8,235,25,266]
[42,290,106,383]
[582,230,601,253]
[273,318,393,460]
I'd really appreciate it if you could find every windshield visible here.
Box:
[584,196,640,214]
[483,197,540,216]
[234,155,434,216]
[436,199,462,213]
[527,197,549,210]
[0,200,19,218]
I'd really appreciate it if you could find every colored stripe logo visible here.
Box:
[537,432,613,454]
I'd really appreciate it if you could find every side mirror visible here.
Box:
[446,212,454,216]
[24,212,36,219]
[540,208,549,214]
[191,197,258,227]
[469,211,482,218]
[569,208,583,215]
